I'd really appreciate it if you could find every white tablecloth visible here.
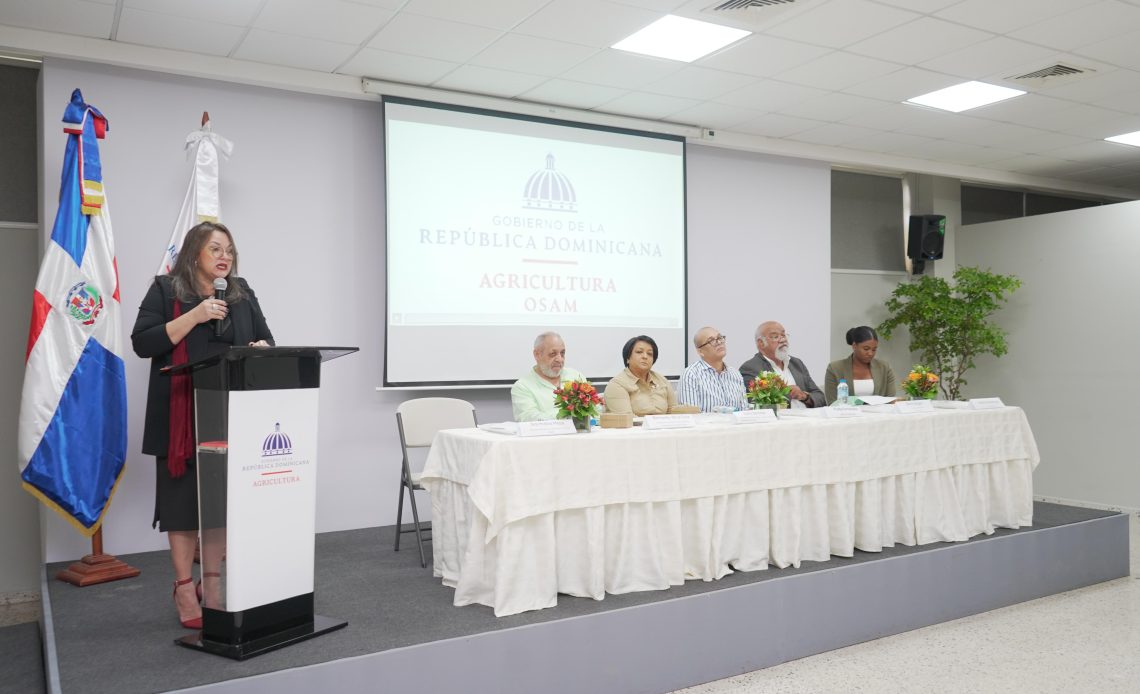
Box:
[420,407,1039,616]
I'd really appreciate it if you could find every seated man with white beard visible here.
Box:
[738,321,825,409]
[511,331,586,421]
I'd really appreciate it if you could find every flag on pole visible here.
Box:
[156,116,233,275]
[18,89,128,536]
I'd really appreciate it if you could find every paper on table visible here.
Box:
[852,395,897,405]
[478,422,518,435]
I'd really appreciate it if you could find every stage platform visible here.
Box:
[40,502,1130,694]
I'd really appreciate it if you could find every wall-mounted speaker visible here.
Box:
[908,215,945,260]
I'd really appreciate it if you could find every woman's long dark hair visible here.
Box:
[169,222,246,304]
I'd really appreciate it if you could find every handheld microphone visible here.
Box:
[212,277,228,337]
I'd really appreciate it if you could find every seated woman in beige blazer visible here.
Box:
[824,326,898,404]
[604,335,682,416]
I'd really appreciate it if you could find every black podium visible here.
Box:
[171,346,357,659]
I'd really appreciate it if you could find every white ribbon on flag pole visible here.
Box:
[156,121,233,275]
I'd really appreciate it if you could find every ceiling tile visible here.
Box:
[0,0,115,39]
[369,13,502,63]
[1029,67,1137,104]
[344,0,406,8]
[934,0,1101,34]
[776,93,887,123]
[871,0,961,11]
[520,79,630,109]
[767,0,920,49]
[840,102,929,130]
[1092,86,1140,113]
[470,34,598,76]
[560,49,683,89]
[733,113,823,138]
[641,66,756,100]
[233,29,358,72]
[846,17,993,65]
[607,0,687,10]
[1055,108,1140,139]
[1074,28,1140,71]
[338,48,459,83]
[515,0,662,48]
[116,8,245,56]
[122,0,262,25]
[597,91,701,119]
[983,153,1082,176]
[777,52,903,91]
[666,102,763,129]
[1009,0,1140,52]
[844,131,942,154]
[786,122,881,147]
[713,79,827,112]
[843,67,963,102]
[919,37,1059,80]
[402,0,551,30]
[254,0,394,45]
[695,35,831,78]
[964,126,1087,154]
[1042,140,1140,166]
[968,93,1075,127]
[433,64,548,97]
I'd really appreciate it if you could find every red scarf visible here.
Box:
[166,300,194,478]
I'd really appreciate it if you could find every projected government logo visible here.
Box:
[65,281,104,326]
[523,153,577,212]
[261,423,294,458]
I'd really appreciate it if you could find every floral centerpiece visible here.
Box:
[902,365,939,399]
[554,380,603,431]
[746,371,791,408]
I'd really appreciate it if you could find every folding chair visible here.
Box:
[394,397,477,568]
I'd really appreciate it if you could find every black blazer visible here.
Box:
[131,275,274,456]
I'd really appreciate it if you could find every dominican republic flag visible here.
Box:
[18,89,127,536]
[156,118,233,275]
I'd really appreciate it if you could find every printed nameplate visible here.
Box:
[969,397,1005,410]
[733,409,777,424]
[824,406,863,418]
[643,414,696,430]
[895,399,935,414]
[517,419,577,437]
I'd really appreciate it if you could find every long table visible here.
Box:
[420,407,1040,617]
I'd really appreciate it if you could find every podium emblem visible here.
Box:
[261,423,294,457]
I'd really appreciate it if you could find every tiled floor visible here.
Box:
[675,512,1140,694]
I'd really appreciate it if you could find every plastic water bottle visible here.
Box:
[836,379,849,405]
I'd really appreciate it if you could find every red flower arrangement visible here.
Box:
[553,380,603,421]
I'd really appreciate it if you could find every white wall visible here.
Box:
[38,62,833,562]
[957,200,1140,510]
[685,145,830,378]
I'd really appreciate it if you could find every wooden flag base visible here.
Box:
[56,528,140,587]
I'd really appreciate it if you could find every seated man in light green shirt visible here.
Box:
[511,331,585,421]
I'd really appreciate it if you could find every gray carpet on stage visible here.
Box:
[0,622,45,694]
[44,501,1119,694]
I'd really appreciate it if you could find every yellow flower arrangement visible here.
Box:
[902,365,939,399]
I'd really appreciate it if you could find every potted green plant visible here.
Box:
[878,266,1021,401]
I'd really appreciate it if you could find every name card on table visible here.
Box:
[823,406,863,418]
[733,409,778,425]
[516,419,577,437]
[642,414,696,430]
[894,399,935,415]
[969,397,1006,410]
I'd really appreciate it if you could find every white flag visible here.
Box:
[156,120,233,275]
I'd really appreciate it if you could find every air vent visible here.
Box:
[701,0,815,28]
[1005,63,1095,89]
[711,0,797,9]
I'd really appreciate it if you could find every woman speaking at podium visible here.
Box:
[131,221,274,630]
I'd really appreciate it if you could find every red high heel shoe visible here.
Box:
[173,577,202,629]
